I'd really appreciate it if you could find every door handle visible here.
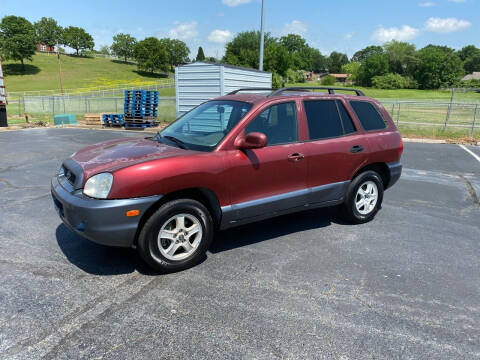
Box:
[288,153,305,162]
[350,145,364,153]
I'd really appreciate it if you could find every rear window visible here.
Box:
[349,101,387,131]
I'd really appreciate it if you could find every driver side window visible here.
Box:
[245,102,298,146]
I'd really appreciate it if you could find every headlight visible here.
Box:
[83,173,113,199]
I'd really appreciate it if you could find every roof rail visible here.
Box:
[227,88,273,95]
[270,86,365,97]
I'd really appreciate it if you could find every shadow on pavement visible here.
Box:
[211,206,349,253]
[56,224,156,276]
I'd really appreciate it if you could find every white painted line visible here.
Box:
[459,144,480,163]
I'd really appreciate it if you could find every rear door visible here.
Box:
[224,100,308,222]
[302,98,369,204]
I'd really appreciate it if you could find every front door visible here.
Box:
[224,101,308,224]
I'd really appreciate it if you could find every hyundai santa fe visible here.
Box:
[52,87,403,272]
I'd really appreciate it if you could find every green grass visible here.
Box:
[286,82,480,102]
[3,53,172,95]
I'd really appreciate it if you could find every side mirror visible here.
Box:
[235,132,267,149]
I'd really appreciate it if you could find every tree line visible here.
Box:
[221,31,480,89]
[1,14,479,89]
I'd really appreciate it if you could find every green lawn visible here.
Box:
[3,53,172,95]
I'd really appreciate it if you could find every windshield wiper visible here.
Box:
[162,135,187,149]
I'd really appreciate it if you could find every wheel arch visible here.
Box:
[133,187,222,246]
[352,162,390,189]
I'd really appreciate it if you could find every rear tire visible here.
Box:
[137,199,214,273]
[342,171,384,224]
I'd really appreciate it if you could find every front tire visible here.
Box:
[137,199,214,273]
[342,171,384,224]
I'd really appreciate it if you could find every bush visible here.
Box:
[285,68,306,83]
[372,73,418,89]
[272,72,284,89]
[321,75,336,85]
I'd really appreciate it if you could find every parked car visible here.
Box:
[52,87,403,272]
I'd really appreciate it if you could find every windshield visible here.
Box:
[156,100,252,151]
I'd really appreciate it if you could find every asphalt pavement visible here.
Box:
[0,128,479,359]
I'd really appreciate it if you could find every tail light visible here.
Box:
[398,138,404,158]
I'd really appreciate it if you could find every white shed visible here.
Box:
[175,61,272,117]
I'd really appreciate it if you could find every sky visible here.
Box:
[0,0,478,58]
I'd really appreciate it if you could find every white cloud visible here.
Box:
[419,1,435,7]
[282,20,308,35]
[372,25,419,42]
[448,0,466,3]
[208,29,234,43]
[424,17,471,32]
[168,21,198,40]
[222,0,252,6]
[344,32,354,40]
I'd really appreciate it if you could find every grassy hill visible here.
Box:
[3,52,173,95]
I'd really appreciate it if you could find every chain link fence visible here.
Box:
[6,92,480,137]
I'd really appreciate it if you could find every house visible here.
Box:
[462,72,480,81]
[305,72,327,82]
[328,73,350,83]
[37,43,55,53]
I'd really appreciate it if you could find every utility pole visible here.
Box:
[57,42,64,94]
[0,55,7,127]
[259,0,265,71]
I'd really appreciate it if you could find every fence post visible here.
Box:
[52,96,55,118]
[115,98,118,113]
[472,104,478,137]
[396,103,401,125]
[85,97,88,113]
[444,88,454,129]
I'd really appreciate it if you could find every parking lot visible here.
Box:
[0,128,479,359]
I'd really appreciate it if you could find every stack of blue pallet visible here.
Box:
[102,114,124,127]
[124,90,159,129]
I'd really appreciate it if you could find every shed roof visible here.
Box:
[179,61,271,74]
[462,72,480,81]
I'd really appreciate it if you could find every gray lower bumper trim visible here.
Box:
[386,161,402,189]
[51,176,162,247]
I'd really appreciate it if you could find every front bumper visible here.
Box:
[386,161,402,189]
[51,175,162,247]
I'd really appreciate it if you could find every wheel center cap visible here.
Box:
[178,234,185,242]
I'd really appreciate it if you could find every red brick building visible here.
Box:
[37,43,55,53]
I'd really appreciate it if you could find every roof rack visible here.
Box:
[227,88,273,95]
[269,86,365,97]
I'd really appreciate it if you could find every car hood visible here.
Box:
[71,137,197,180]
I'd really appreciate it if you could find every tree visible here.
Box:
[464,54,480,73]
[62,26,94,55]
[196,46,205,61]
[328,51,348,73]
[351,45,384,63]
[159,38,189,70]
[415,45,463,89]
[457,45,480,62]
[263,42,291,76]
[111,33,136,62]
[356,53,389,86]
[34,17,63,48]
[99,45,110,55]
[384,40,418,76]
[223,31,277,69]
[133,37,169,73]
[0,15,36,70]
[341,61,361,82]
[279,34,307,53]
[310,49,327,73]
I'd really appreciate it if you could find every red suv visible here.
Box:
[52,87,403,272]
